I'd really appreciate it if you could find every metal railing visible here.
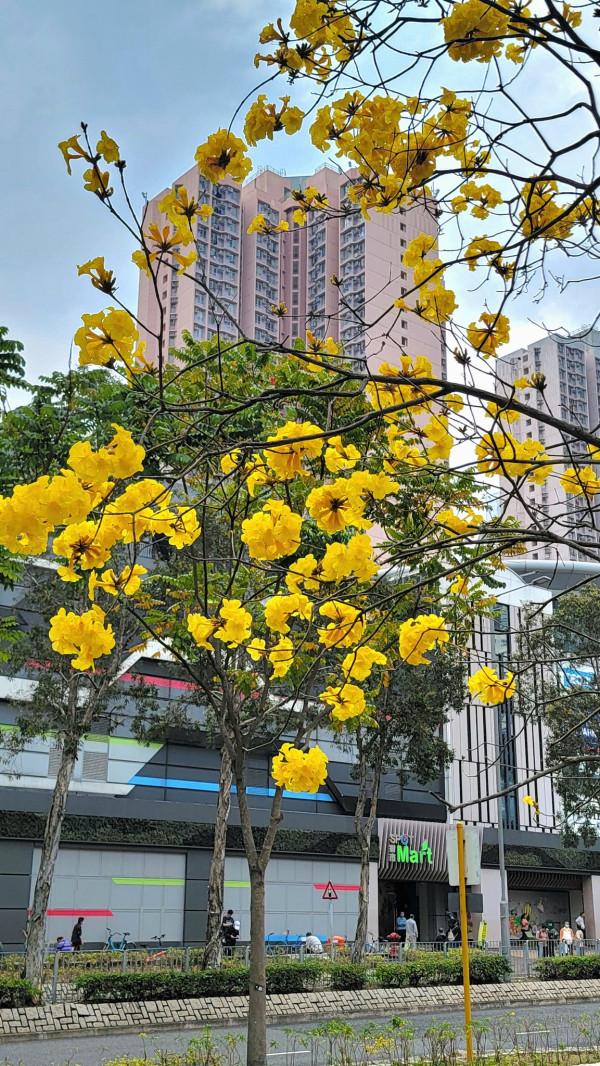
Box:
[5,936,600,1003]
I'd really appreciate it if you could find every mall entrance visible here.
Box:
[378,817,453,942]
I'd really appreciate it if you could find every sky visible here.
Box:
[1,0,596,401]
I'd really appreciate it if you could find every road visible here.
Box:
[2,1000,600,1066]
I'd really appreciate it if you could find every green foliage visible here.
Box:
[75,967,251,1002]
[0,809,371,857]
[375,951,510,987]
[0,976,40,1007]
[0,326,27,403]
[535,954,600,980]
[74,954,510,1003]
[328,963,368,990]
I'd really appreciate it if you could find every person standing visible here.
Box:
[560,921,574,955]
[406,914,418,948]
[546,921,558,956]
[520,913,532,941]
[221,909,239,957]
[70,916,84,953]
[396,911,407,944]
[448,914,461,944]
[576,912,586,935]
[536,924,548,959]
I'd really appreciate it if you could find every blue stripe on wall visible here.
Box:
[128,774,333,802]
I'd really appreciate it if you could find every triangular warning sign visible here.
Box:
[322,881,338,900]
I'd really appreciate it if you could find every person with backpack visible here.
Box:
[396,911,407,943]
[447,914,461,944]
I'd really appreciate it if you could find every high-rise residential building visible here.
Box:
[497,331,600,560]
[137,165,447,377]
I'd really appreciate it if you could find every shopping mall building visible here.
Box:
[1,561,600,951]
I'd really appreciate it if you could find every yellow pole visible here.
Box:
[456,821,473,1062]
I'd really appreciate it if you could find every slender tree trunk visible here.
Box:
[26,742,78,988]
[203,746,232,968]
[351,741,383,963]
[230,736,283,1066]
[247,863,267,1066]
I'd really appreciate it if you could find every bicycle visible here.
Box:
[102,927,137,951]
[145,933,166,962]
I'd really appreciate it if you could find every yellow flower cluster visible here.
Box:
[466,312,510,359]
[560,466,600,497]
[195,129,252,184]
[265,421,324,478]
[318,601,365,649]
[264,593,312,633]
[187,599,253,651]
[442,0,527,64]
[399,614,449,666]
[49,605,115,671]
[468,667,516,705]
[255,0,357,78]
[75,308,147,373]
[247,635,295,678]
[284,533,378,593]
[241,500,303,560]
[247,214,289,235]
[476,430,552,483]
[244,95,304,146]
[366,357,438,420]
[271,742,328,794]
[88,565,147,600]
[320,682,366,721]
[519,179,594,242]
[67,425,144,488]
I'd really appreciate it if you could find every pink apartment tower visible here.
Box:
[137,165,446,378]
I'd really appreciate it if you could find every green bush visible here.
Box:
[0,976,41,1007]
[75,967,250,1003]
[266,961,322,993]
[536,954,600,981]
[328,963,368,990]
[375,951,510,988]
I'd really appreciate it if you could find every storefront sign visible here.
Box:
[378,818,448,882]
[393,833,433,866]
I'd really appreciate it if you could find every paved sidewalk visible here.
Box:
[3,999,600,1066]
[4,979,600,1041]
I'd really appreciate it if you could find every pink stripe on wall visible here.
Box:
[313,884,360,892]
[121,672,196,692]
[31,909,114,918]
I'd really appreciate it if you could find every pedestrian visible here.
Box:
[406,913,418,948]
[55,935,72,952]
[576,911,586,935]
[221,909,239,957]
[575,925,585,955]
[560,921,574,955]
[536,924,548,958]
[396,911,407,943]
[387,930,401,959]
[546,921,558,956]
[448,914,461,944]
[520,913,532,941]
[434,928,447,951]
[70,916,84,953]
[305,931,324,954]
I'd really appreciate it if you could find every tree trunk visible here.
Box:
[352,835,372,963]
[351,740,383,963]
[247,864,267,1066]
[26,742,78,988]
[203,746,232,969]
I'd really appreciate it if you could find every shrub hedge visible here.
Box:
[74,953,509,1003]
[376,951,510,988]
[0,977,41,1007]
[536,954,600,980]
